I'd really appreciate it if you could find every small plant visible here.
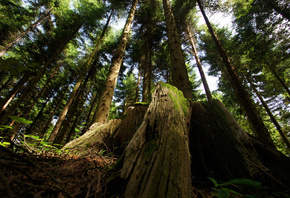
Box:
[23,134,63,155]
[208,177,263,198]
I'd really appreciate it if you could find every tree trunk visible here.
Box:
[142,51,150,103]
[189,99,290,194]
[1,22,82,125]
[25,91,54,135]
[53,67,93,144]
[269,65,290,100]
[197,0,275,148]
[93,0,138,124]
[135,62,142,102]
[0,72,31,116]
[185,22,212,100]
[120,82,192,197]
[0,75,14,94]
[246,76,290,150]
[38,89,67,139]
[109,104,148,154]
[47,75,85,142]
[162,0,193,100]
[63,82,290,197]
[0,9,51,57]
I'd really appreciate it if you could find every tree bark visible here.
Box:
[197,0,275,148]
[93,0,139,123]
[47,75,85,142]
[62,119,122,155]
[185,22,212,100]
[189,99,290,194]
[162,0,193,100]
[53,67,93,144]
[135,62,142,102]
[142,51,150,102]
[120,82,192,197]
[0,72,31,116]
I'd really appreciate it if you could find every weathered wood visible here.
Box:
[109,104,148,155]
[189,99,290,193]
[120,82,192,198]
[62,119,122,155]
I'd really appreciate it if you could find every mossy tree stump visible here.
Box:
[120,83,192,197]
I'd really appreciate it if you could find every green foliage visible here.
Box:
[0,125,13,130]
[209,177,263,198]
[9,116,33,124]
[23,134,63,155]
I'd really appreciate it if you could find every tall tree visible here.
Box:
[185,21,212,100]
[197,0,275,147]
[93,0,139,123]
[162,0,193,100]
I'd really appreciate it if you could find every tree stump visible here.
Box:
[62,119,122,155]
[120,82,192,197]
[189,99,290,193]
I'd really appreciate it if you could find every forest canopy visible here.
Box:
[0,0,290,197]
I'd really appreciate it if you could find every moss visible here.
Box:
[134,102,149,106]
[158,81,189,115]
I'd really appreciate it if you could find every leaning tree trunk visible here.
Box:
[197,0,275,148]
[93,0,138,124]
[185,22,212,100]
[0,72,31,116]
[0,9,51,57]
[269,65,290,100]
[47,74,85,142]
[246,75,290,150]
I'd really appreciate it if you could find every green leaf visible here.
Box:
[0,125,13,130]
[208,177,219,187]
[25,134,41,140]
[220,187,241,196]
[9,116,33,124]
[221,179,262,188]
[0,142,11,146]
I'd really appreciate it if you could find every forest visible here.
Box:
[0,0,290,197]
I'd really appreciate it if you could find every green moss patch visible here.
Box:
[134,102,150,106]
[159,81,189,116]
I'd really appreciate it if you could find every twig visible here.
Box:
[86,174,98,198]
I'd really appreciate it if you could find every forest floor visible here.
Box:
[0,145,119,198]
[0,144,214,198]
